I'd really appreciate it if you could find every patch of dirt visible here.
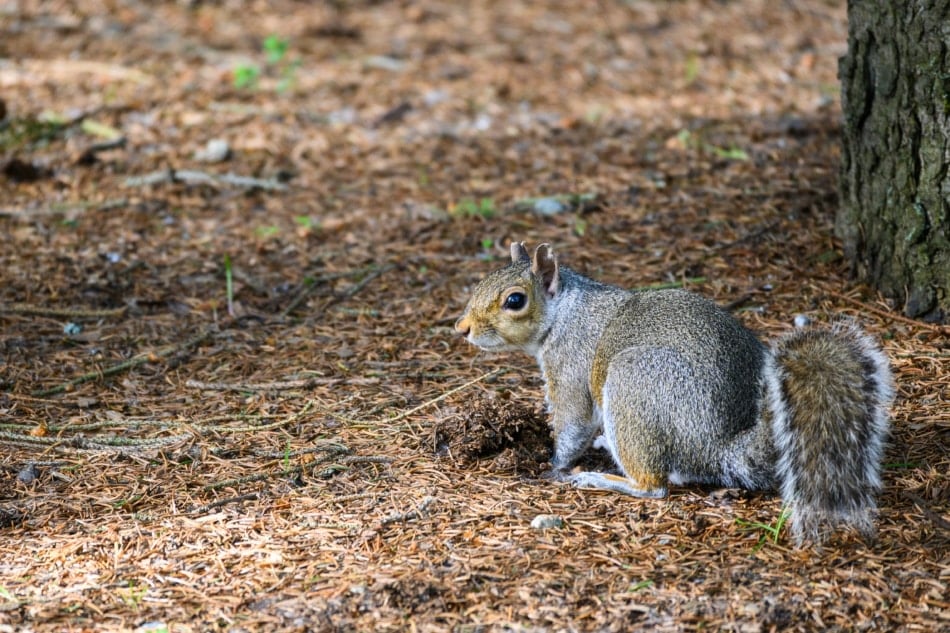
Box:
[434,392,550,475]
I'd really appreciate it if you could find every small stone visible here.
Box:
[17,463,39,484]
[532,197,568,216]
[364,55,405,72]
[793,314,811,328]
[530,514,564,529]
[194,138,231,163]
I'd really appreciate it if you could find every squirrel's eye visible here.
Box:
[503,292,527,311]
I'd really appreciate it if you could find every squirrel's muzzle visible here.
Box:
[454,315,471,336]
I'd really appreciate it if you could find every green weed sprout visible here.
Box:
[233,35,300,92]
[224,254,234,317]
[736,507,792,550]
[233,64,261,90]
[452,197,496,218]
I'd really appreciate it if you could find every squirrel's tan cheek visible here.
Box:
[493,317,531,345]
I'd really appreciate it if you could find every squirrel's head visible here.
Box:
[455,242,560,353]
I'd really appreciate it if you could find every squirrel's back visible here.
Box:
[592,289,776,490]
[592,289,766,428]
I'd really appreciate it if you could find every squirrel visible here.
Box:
[455,242,895,544]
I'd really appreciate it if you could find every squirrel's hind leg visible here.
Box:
[570,471,668,498]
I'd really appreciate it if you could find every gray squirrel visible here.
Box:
[455,242,894,544]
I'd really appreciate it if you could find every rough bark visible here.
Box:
[838,0,950,322]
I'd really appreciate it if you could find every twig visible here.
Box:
[331,369,500,426]
[331,492,379,504]
[186,378,338,392]
[197,400,316,434]
[0,430,190,454]
[201,468,302,491]
[337,264,395,300]
[184,376,379,394]
[340,455,394,465]
[0,400,318,436]
[280,270,354,317]
[203,443,351,491]
[307,454,394,479]
[282,264,395,317]
[193,492,261,514]
[893,351,950,358]
[903,490,950,532]
[825,289,949,334]
[252,440,351,459]
[77,136,126,164]
[380,495,436,527]
[0,198,128,220]
[123,169,288,191]
[31,328,214,397]
[10,58,154,84]
[723,293,755,312]
[0,303,127,319]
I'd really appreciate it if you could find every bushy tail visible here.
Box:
[764,322,894,544]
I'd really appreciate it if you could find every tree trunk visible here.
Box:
[837,0,950,323]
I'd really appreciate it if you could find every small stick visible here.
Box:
[203,444,350,491]
[1,303,127,319]
[31,328,213,397]
[340,455,393,465]
[184,376,379,395]
[252,440,350,459]
[282,264,394,317]
[199,400,317,434]
[77,136,126,163]
[331,492,378,504]
[185,378,338,392]
[903,491,950,532]
[380,495,436,527]
[337,264,395,300]
[193,492,261,514]
[279,266,382,316]
[826,289,949,334]
[0,429,189,448]
[723,293,754,312]
[202,470,298,491]
[123,169,288,191]
[331,369,500,426]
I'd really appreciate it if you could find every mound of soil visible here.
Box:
[433,393,551,476]
[434,392,619,477]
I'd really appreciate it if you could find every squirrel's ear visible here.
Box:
[510,241,529,264]
[531,243,560,296]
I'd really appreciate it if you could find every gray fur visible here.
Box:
[457,244,895,545]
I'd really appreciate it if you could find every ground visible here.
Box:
[1,1,948,631]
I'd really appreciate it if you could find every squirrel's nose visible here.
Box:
[454,315,470,336]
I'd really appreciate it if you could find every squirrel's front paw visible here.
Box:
[541,468,572,483]
[569,472,601,489]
